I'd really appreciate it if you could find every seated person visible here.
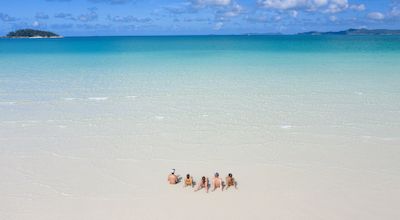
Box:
[184,174,193,187]
[225,173,237,189]
[194,176,209,193]
[212,172,223,192]
[167,169,178,184]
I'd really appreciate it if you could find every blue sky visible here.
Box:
[1,0,399,36]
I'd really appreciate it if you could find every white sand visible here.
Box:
[1,119,399,219]
[1,86,400,219]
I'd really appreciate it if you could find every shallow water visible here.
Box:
[1,36,400,165]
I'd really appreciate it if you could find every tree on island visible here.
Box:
[6,29,60,38]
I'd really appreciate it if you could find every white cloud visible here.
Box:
[88,0,134,4]
[190,0,244,22]
[32,21,40,27]
[108,15,152,23]
[389,0,400,17]
[54,8,98,22]
[166,0,235,15]
[77,8,98,22]
[290,10,298,17]
[313,0,328,7]
[191,0,231,7]
[257,0,348,13]
[367,12,385,20]
[221,3,243,17]
[213,21,224,30]
[349,4,365,11]
[324,0,348,13]
[329,15,337,21]
[257,0,308,10]
[390,6,400,17]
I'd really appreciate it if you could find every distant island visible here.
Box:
[298,28,400,36]
[4,29,62,38]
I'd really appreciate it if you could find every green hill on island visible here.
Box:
[5,29,61,38]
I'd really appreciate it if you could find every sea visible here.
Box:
[0,35,399,168]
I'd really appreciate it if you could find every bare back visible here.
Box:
[185,177,193,186]
[213,177,222,187]
[168,174,177,184]
[226,176,234,186]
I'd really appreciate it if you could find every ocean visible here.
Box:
[1,36,400,165]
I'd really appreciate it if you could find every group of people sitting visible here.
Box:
[167,169,237,193]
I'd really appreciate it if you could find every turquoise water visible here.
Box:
[1,35,400,53]
[1,35,399,91]
[1,36,399,102]
[0,36,400,152]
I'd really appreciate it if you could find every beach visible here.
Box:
[0,36,400,219]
